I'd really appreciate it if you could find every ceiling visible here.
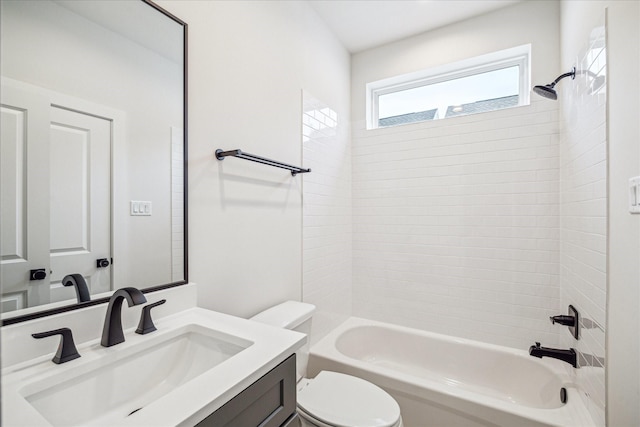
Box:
[307,0,522,53]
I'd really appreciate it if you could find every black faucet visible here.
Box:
[32,327,81,364]
[529,342,577,368]
[550,315,575,326]
[549,305,580,339]
[62,274,91,303]
[101,287,147,347]
[136,299,166,335]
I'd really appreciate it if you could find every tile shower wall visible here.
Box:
[559,21,607,427]
[302,92,352,345]
[352,99,562,350]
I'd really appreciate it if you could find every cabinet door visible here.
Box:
[197,354,296,427]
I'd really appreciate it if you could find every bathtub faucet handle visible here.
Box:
[550,315,575,326]
[550,305,580,340]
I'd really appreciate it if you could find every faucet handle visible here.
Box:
[135,299,166,335]
[550,315,575,326]
[32,327,81,364]
[550,305,580,340]
[535,341,541,348]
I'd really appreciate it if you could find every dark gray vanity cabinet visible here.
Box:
[196,354,298,427]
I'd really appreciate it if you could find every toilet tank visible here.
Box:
[250,301,315,380]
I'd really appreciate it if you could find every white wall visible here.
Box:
[157,1,350,318]
[560,2,640,426]
[350,1,563,350]
[558,14,607,425]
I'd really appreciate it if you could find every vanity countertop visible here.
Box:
[1,307,306,427]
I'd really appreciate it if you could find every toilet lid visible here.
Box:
[297,371,400,427]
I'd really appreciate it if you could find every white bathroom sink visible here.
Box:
[24,325,250,426]
[1,308,306,427]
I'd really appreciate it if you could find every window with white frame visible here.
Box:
[367,45,531,129]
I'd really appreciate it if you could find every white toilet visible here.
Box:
[251,301,403,427]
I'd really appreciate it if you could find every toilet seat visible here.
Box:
[297,371,401,427]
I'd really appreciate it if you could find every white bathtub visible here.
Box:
[307,318,594,427]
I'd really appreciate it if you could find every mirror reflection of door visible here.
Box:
[1,86,50,310]
[49,106,111,303]
[1,84,112,310]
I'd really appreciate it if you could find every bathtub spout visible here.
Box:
[529,342,577,368]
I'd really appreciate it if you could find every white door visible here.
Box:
[1,83,112,310]
[48,106,111,303]
[1,86,51,310]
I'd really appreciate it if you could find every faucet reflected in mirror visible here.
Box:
[62,274,91,304]
[101,288,147,347]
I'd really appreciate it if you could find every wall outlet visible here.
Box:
[130,201,152,216]
[630,177,640,214]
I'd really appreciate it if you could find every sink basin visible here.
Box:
[22,325,252,426]
[2,307,305,427]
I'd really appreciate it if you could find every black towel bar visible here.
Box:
[215,149,311,176]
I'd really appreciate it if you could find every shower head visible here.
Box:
[532,67,576,100]
[533,84,559,100]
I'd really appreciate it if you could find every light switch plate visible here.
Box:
[130,201,152,216]
[630,177,640,214]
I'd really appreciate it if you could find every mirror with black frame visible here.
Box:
[0,0,187,324]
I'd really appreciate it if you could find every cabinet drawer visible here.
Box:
[196,354,296,427]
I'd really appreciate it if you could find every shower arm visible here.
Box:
[550,68,576,87]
